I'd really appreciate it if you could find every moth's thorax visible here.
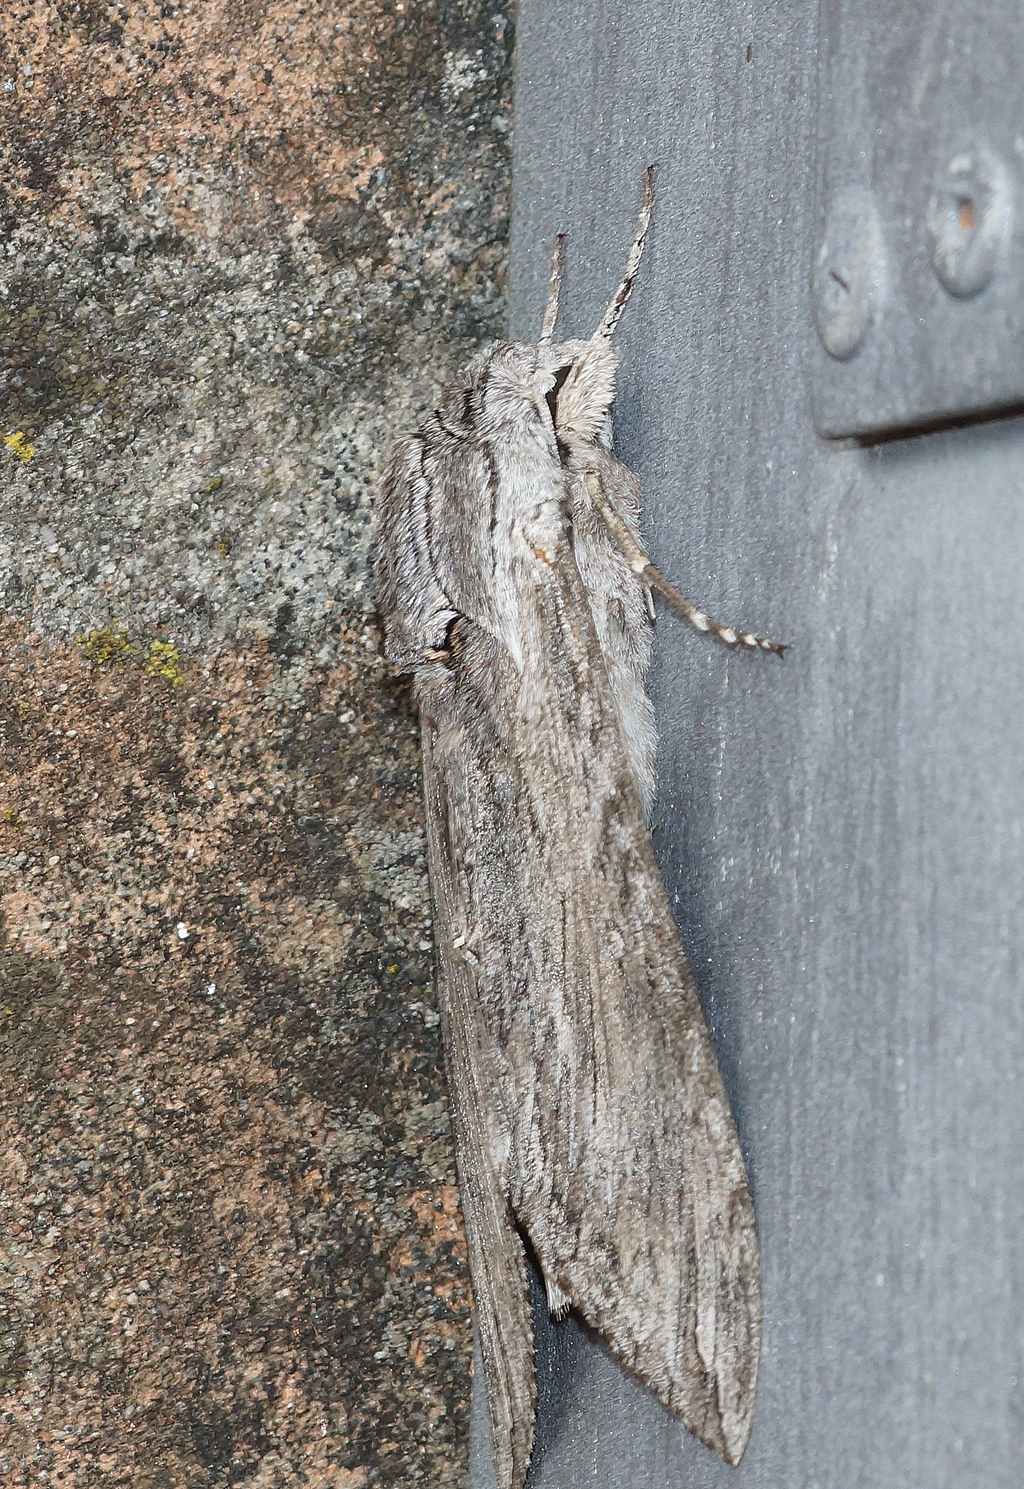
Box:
[375,333,624,675]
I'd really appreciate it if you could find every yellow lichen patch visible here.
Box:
[77,626,137,667]
[1,806,22,828]
[3,430,35,462]
[146,640,186,688]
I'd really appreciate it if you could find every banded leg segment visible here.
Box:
[584,471,787,657]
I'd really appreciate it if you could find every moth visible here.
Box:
[375,169,782,1489]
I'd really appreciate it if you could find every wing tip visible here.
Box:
[493,1421,534,1489]
[718,1401,756,1467]
[668,1374,755,1468]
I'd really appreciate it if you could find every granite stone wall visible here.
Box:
[0,4,513,1484]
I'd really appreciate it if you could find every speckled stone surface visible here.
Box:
[0,2,511,1484]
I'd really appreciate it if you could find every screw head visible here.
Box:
[927,145,1011,297]
[814,188,887,361]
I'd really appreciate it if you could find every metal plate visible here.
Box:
[812,0,1024,438]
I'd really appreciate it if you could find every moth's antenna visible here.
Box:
[596,164,656,341]
[584,471,787,656]
[539,232,566,344]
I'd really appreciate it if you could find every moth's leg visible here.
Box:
[538,232,566,344]
[543,1276,572,1320]
[584,471,787,656]
[596,164,656,341]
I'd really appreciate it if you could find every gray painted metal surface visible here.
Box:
[471,4,1024,1487]
[812,0,1024,437]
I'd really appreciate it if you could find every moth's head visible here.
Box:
[535,336,618,447]
[456,337,617,450]
[457,341,554,436]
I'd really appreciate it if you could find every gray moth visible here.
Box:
[375,169,782,1489]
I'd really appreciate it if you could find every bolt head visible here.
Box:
[927,144,1012,297]
[814,188,887,361]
